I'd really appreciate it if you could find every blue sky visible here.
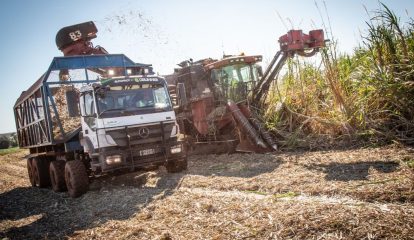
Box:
[0,0,412,133]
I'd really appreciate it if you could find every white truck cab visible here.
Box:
[78,75,185,172]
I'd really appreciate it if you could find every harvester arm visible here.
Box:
[252,51,287,105]
[252,29,326,107]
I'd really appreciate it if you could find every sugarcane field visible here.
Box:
[1,1,414,239]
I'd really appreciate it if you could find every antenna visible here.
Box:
[221,40,225,58]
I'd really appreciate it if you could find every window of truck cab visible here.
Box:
[96,82,172,118]
[83,92,95,116]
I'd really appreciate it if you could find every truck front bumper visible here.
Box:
[94,141,186,172]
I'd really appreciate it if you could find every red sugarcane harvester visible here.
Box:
[166,29,326,153]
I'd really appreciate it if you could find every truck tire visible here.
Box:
[166,158,188,173]
[50,161,67,192]
[32,157,51,188]
[27,158,36,187]
[65,160,89,198]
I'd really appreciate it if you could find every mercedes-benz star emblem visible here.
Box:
[138,127,150,138]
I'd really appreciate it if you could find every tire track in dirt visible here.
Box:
[1,146,413,239]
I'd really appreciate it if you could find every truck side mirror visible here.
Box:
[177,83,188,107]
[66,90,80,117]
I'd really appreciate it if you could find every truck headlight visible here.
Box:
[170,145,182,154]
[170,124,178,137]
[106,155,122,165]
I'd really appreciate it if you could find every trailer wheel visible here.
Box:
[27,158,36,187]
[166,158,188,173]
[65,160,89,198]
[32,157,51,188]
[50,161,67,192]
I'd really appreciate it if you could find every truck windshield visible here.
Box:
[211,63,259,102]
[96,83,172,118]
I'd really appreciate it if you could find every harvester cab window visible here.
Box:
[212,63,257,102]
[253,65,261,82]
[239,66,252,82]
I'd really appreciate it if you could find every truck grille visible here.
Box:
[105,122,175,147]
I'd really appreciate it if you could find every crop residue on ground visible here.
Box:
[0,146,413,239]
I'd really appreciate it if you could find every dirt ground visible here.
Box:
[1,146,414,239]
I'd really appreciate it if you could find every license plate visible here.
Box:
[139,149,156,156]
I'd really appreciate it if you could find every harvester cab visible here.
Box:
[205,54,263,103]
[166,29,326,153]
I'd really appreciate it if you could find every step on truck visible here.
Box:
[13,22,186,198]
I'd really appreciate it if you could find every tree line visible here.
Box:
[0,133,18,149]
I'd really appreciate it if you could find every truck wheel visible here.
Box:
[27,158,36,187]
[50,161,67,192]
[166,158,188,173]
[65,160,89,198]
[32,157,51,188]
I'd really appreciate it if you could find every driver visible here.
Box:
[98,95,115,112]
[98,98,108,112]
[130,91,153,107]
